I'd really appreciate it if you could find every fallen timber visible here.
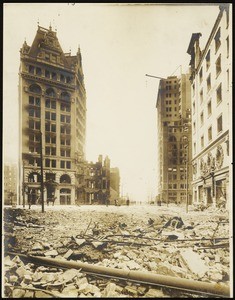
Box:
[6,252,230,297]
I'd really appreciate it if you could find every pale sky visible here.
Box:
[3,3,220,202]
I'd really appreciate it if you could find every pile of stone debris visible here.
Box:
[3,207,230,298]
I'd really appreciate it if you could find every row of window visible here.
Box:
[197,115,223,151]
[29,119,71,134]
[45,159,71,169]
[199,55,221,86]
[28,65,73,84]
[28,85,71,102]
[29,96,71,111]
[168,183,188,189]
[29,158,72,169]
[29,109,71,123]
[29,145,71,157]
[192,83,222,114]
[29,133,71,146]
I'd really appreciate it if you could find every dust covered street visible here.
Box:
[3,204,231,298]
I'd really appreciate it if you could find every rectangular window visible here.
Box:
[29,96,40,106]
[61,149,71,157]
[206,50,210,70]
[60,161,65,168]
[52,72,57,80]
[61,103,71,112]
[201,135,204,149]
[36,67,42,75]
[216,84,222,104]
[200,112,204,126]
[217,115,223,133]
[227,69,229,91]
[193,121,196,133]
[216,55,221,76]
[29,107,40,118]
[199,68,203,83]
[29,65,34,74]
[226,36,229,57]
[214,28,221,53]
[193,142,196,154]
[29,146,40,154]
[46,159,56,168]
[66,161,71,169]
[208,126,212,141]
[45,70,50,78]
[207,100,212,116]
[45,99,56,109]
[207,74,211,92]
[45,134,56,144]
[45,111,56,120]
[29,119,40,130]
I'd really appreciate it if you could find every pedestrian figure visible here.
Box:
[126,199,130,206]
[28,189,32,209]
[114,199,117,206]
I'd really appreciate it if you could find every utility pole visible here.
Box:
[22,160,25,208]
[185,144,189,213]
[39,131,44,213]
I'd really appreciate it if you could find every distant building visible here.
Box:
[110,167,120,203]
[78,155,111,205]
[4,164,17,205]
[156,74,192,205]
[19,25,86,205]
[187,5,232,208]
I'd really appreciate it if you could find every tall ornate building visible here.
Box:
[19,25,86,205]
[187,5,232,208]
[156,74,192,205]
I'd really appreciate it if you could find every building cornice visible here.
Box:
[20,72,76,92]
[21,56,75,74]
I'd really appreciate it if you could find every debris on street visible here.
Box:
[3,205,231,298]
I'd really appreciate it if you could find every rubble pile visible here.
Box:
[3,207,230,297]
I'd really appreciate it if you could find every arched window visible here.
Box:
[168,135,177,142]
[28,172,41,183]
[29,84,42,94]
[61,91,70,102]
[60,174,71,184]
[46,88,56,97]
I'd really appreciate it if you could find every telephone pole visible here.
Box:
[39,131,44,213]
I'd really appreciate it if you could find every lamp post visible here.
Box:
[39,131,44,213]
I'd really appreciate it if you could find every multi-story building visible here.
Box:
[4,163,18,205]
[79,155,111,205]
[19,25,86,205]
[156,74,192,205]
[187,5,232,208]
[110,167,120,203]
